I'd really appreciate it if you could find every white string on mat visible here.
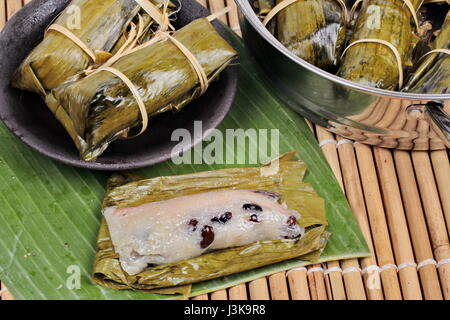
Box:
[437,258,450,268]
[361,265,380,274]
[336,139,354,147]
[307,267,324,275]
[324,267,343,275]
[285,258,450,278]
[319,139,337,148]
[379,264,398,272]
[397,262,417,271]
[342,267,361,275]
[417,259,437,270]
[285,267,307,276]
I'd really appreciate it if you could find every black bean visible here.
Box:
[211,212,233,224]
[243,203,263,211]
[200,225,214,249]
[188,219,198,231]
[249,214,260,223]
[287,216,297,228]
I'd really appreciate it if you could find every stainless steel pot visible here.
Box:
[235,0,450,150]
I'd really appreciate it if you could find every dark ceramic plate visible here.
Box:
[0,0,238,170]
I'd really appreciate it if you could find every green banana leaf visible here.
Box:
[0,27,370,300]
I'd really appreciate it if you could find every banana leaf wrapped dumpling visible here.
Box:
[405,11,450,94]
[47,18,237,161]
[338,0,423,90]
[11,0,172,95]
[93,153,330,292]
[259,0,347,70]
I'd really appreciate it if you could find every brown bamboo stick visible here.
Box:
[287,269,311,300]
[228,283,248,300]
[208,0,228,24]
[336,137,383,300]
[355,143,402,299]
[316,128,346,300]
[412,151,450,299]
[0,284,14,300]
[197,0,208,8]
[210,289,228,300]
[316,131,369,300]
[249,277,270,300]
[6,0,21,20]
[0,0,6,30]
[225,0,241,35]
[268,272,290,300]
[307,265,328,300]
[374,147,422,300]
[430,150,450,232]
[394,150,443,300]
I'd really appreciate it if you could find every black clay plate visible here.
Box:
[0,0,238,170]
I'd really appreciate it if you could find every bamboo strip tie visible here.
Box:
[394,150,443,300]
[249,277,271,300]
[412,151,450,299]
[373,147,423,299]
[210,289,228,300]
[355,143,402,299]
[335,136,383,300]
[228,283,248,300]
[268,272,290,300]
[430,150,450,232]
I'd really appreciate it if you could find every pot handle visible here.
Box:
[424,101,450,148]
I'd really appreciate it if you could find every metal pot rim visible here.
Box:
[235,0,450,101]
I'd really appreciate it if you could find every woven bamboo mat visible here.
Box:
[1,0,450,300]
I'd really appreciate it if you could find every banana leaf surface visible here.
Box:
[11,0,171,95]
[47,18,237,162]
[338,0,423,90]
[406,10,450,93]
[258,0,347,71]
[0,28,370,300]
[93,154,330,294]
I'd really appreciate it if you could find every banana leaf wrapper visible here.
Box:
[405,11,450,93]
[93,153,330,293]
[46,18,237,162]
[338,0,423,90]
[260,0,347,71]
[11,0,170,96]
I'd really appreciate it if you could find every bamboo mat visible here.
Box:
[1,0,450,301]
